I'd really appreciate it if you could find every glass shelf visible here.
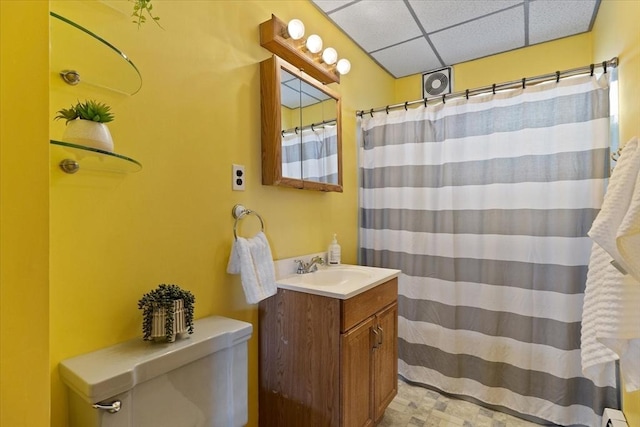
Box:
[50,12,142,95]
[50,140,142,174]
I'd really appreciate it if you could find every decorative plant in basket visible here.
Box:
[54,100,116,152]
[138,284,195,342]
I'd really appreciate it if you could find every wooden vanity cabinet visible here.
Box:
[259,278,398,427]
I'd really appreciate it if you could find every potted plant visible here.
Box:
[138,284,195,342]
[54,100,115,152]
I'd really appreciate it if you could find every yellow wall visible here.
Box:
[45,1,393,426]
[593,0,640,150]
[2,1,638,426]
[0,1,51,426]
[394,32,593,103]
[592,1,640,425]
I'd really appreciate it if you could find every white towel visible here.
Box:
[589,137,640,277]
[616,139,640,280]
[227,231,277,304]
[581,137,640,392]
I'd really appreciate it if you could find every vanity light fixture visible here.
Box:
[259,14,350,84]
[336,58,351,75]
[321,47,338,65]
[286,19,305,40]
[306,34,323,54]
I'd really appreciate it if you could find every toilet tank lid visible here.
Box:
[59,315,252,404]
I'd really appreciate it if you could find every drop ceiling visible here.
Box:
[310,0,600,79]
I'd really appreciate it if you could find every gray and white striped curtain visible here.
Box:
[359,74,617,426]
[282,125,339,183]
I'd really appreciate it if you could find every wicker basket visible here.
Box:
[151,299,187,342]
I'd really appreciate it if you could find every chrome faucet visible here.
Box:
[294,256,325,274]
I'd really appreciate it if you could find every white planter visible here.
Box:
[151,299,187,342]
[62,119,114,152]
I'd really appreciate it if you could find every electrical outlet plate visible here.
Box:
[232,164,245,191]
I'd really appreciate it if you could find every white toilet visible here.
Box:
[59,315,252,427]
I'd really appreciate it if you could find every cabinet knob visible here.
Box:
[372,327,380,349]
[371,325,384,349]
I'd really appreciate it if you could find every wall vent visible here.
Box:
[422,67,452,97]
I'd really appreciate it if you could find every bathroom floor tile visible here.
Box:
[379,379,541,427]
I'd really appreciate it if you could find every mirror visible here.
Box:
[260,55,342,192]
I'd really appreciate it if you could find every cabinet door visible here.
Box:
[373,302,398,422]
[341,316,375,427]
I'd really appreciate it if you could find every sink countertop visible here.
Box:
[275,264,401,299]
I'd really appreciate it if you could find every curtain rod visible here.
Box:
[282,118,337,136]
[357,57,618,117]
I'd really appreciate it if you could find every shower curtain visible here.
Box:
[281,125,339,183]
[359,74,617,426]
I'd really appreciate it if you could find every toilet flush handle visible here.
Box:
[92,400,121,414]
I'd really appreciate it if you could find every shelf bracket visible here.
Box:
[60,69,81,86]
[59,159,80,174]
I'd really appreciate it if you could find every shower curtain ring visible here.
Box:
[386,105,389,114]
[603,61,607,73]
[423,97,427,107]
[590,64,595,76]
[369,109,374,117]
[442,94,446,104]
[404,102,408,111]
[465,89,469,100]
[556,71,560,83]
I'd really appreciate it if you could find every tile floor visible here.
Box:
[379,378,542,427]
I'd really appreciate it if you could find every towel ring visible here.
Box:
[232,204,265,240]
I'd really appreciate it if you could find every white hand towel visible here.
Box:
[227,231,277,304]
[581,243,620,386]
[589,137,640,276]
[615,138,640,280]
[581,137,640,392]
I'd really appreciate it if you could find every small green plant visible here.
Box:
[138,284,195,341]
[131,0,163,29]
[54,100,114,125]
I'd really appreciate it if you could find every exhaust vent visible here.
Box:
[422,67,452,97]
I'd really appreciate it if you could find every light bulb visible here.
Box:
[322,47,338,65]
[306,34,323,54]
[287,19,305,40]
[336,58,351,75]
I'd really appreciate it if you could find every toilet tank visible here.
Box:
[59,316,252,427]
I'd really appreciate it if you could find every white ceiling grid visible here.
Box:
[310,0,600,78]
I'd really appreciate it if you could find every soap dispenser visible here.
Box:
[328,234,341,265]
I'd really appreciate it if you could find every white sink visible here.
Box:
[276,264,401,299]
[289,267,372,286]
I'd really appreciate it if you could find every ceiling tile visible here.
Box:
[311,0,356,13]
[430,7,524,66]
[409,0,522,33]
[529,0,596,44]
[371,37,442,78]
[321,0,423,52]
[281,83,300,110]
[310,0,601,79]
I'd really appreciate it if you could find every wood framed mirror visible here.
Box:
[260,55,343,192]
